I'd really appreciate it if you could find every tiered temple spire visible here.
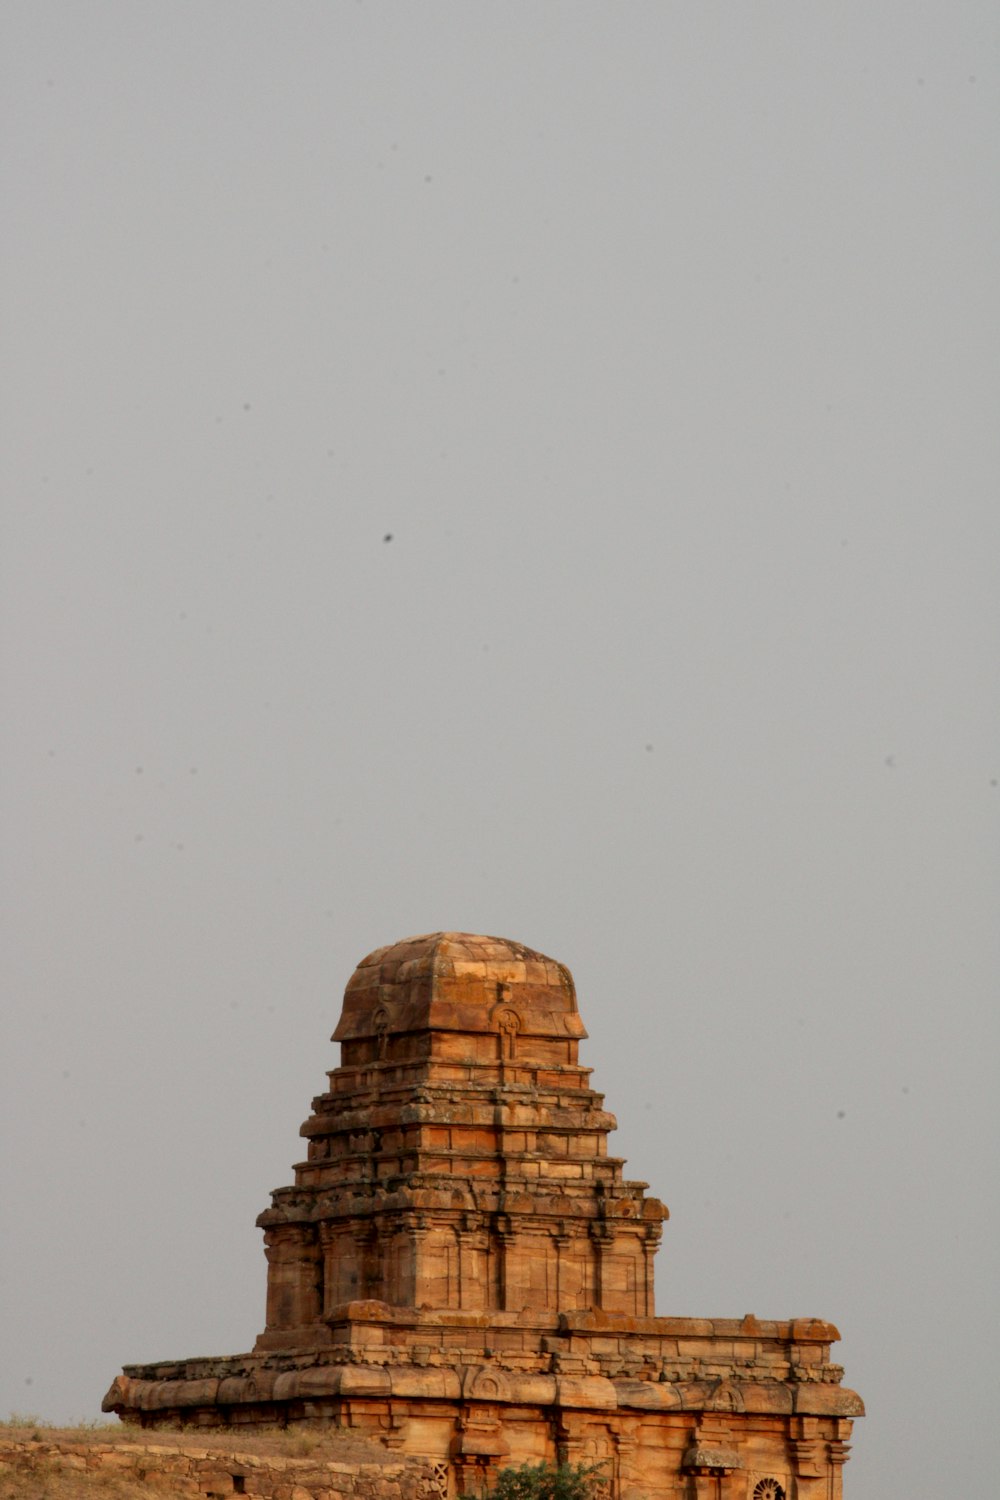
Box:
[256,933,666,1345]
[105,933,862,1500]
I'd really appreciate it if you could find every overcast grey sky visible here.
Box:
[2,5,997,1498]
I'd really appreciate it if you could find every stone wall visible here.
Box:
[0,1434,441,1500]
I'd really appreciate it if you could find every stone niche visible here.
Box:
[104,933,863,1500]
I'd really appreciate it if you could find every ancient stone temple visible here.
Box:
[104,933,863,1499]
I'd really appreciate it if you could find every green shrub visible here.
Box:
[487,1461,606,1500]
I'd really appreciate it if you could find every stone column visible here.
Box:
[319,1223,356,1312]
[553,1231,571,1309]
[384,1221,413,1305]
[641,1225,661,1316]
[492,1216,513,1311]
[353,1221,379,1300]
[612,1428,638,1500]
[407,1215,430,1306]
[789,1416,824,1498]
[590,1222,614,1310]
[263,1225,321,1330]
[827,1420,854,1500]
[555,1416,586,1470]
[458,1218,488,1312]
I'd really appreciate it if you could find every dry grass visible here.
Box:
[0,1467,177,1499]
[2,1413,398,1461]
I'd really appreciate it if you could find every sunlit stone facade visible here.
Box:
[105,933,862,1499]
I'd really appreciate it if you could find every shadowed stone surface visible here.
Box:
[104,933,862,1499]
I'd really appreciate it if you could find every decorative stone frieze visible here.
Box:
[105,933,863,1498]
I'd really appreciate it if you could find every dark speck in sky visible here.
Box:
[383,533,393,543]
[837,1110,846,1119]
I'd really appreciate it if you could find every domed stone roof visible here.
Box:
[332,931,587,1041]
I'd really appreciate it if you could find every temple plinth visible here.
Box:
[105,934,863,1500]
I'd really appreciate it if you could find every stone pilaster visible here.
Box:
[261,1224,321,1331]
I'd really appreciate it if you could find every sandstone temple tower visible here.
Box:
[105,933,863,1499]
